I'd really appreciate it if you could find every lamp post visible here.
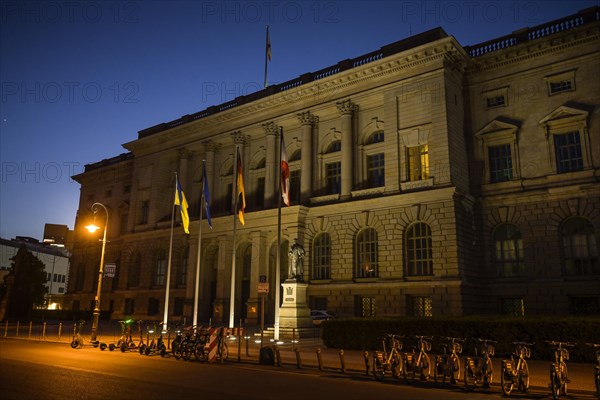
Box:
[85,202,108,344]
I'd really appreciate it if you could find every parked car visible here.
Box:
[310,310,336,326]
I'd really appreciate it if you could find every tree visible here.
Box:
[5,246,47,320]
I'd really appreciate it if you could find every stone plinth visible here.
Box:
[279,280,312,329]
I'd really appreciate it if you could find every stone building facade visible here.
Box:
[66,8,600,325]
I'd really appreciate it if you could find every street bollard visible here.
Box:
[58,322,62,341]
[363,351,370,376]
[4,321,8,337]
[16,321,20,337]
[339,349,346,373]
[316,348,323,371]
[28,321,32,339]
[42,322,47,340]
[295,348,302,369]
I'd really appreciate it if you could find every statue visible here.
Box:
[288,240,305,281]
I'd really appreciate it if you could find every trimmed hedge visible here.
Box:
[321,316,600,363]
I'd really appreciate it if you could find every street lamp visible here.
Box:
[85,202,108,344]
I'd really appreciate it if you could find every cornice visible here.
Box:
[468,22,600,73]
[123,37,466,153]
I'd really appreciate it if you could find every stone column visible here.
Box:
[177,148,191,184]
[297,111,316,204]
[263,122,278,209]
[204,140,218,200]
[336,100,356,198]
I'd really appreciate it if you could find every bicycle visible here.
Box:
[433,337,464,384]
[464,338,496,390]
[372,334,404,381]
[70,319,86,349]
[585,343,600,399]
[403,335,432,383]
[501,341,533,396]
[547,341,574,399]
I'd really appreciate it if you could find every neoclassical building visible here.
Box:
[66,8,600,325]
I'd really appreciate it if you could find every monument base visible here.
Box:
[279,280,312,329]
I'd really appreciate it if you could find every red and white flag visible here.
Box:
[281,134,290,207]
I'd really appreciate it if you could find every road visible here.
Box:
[0,339,596,400]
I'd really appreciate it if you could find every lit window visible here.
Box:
[409,296,432,317]
[407,145,429,181]
[355,296,376,317]
[355,228,378,278]
[494,223,524,277]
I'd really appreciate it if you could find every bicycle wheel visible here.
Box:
[218,340,229,360]
[419,353,431,381]
[519,360,529,392]
[171,340,181,360]
[450,353,461,384]
[482,358,493,388]
[391,353,403,380]
[550,369,560,400]
[464,362,476,391]
[501,363,514,396]
[433,356,442,384]
[560,363,568,396]
[194,342,207,361]
[372,353,385,381]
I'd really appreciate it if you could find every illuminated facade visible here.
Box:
[66,8,600,323]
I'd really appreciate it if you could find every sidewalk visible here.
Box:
[227,336,598,396]
[2,322,597,396]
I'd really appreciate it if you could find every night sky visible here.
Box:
[1,0,597,241]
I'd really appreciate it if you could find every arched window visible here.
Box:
[176,247,188,286]
[326,141,341,153]
[127,252,141,288]
[355,228,378,278]
[153,249,166,286]
[405,223,433,276]
[312,233,331,280]
[561,217,598,275]
[493,223,524,277]
[366,130,384,144]
[289,150,301,162]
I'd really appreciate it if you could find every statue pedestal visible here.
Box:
[279,280,312,330]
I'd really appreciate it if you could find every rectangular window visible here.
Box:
[555,132,583,173]
[326,162,341,195]
[140,201,149,224]
[154,259,166,286]
[58,287,64,293]
[409,296,433,317]
[312,234,330,280]
[549,80,573,94]
[501,298,525,316]
[148,298,160,316]
[124,298,135,315]
[486,95,506,108]
[290,170,301,204]
[254,177,265,210]
[367,153,385,188]
[310,296,328,311]
[407,145,429,181]
[570,297,599,315]
[355,296,375,317]
[120,214,128,234]
[489,144,513,183]
[173,297,184,316]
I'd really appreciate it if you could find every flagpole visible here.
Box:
[229,149,240,329]
[193,162,206,327]
[264,25,269,88]
[163,173,177,332]
[274,127,283,341]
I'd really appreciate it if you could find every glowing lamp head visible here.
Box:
[85,224,100,233]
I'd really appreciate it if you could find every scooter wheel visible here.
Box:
[100,343,107,351]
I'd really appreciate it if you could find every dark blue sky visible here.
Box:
[1,0,597,240]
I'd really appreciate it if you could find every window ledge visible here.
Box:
[351,187,385,198]
[400,178,434,191]
[310,194,340,204]
[353,277,379,283]
[309,279,332,284]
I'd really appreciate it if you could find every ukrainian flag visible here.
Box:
[175,175,190,234]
